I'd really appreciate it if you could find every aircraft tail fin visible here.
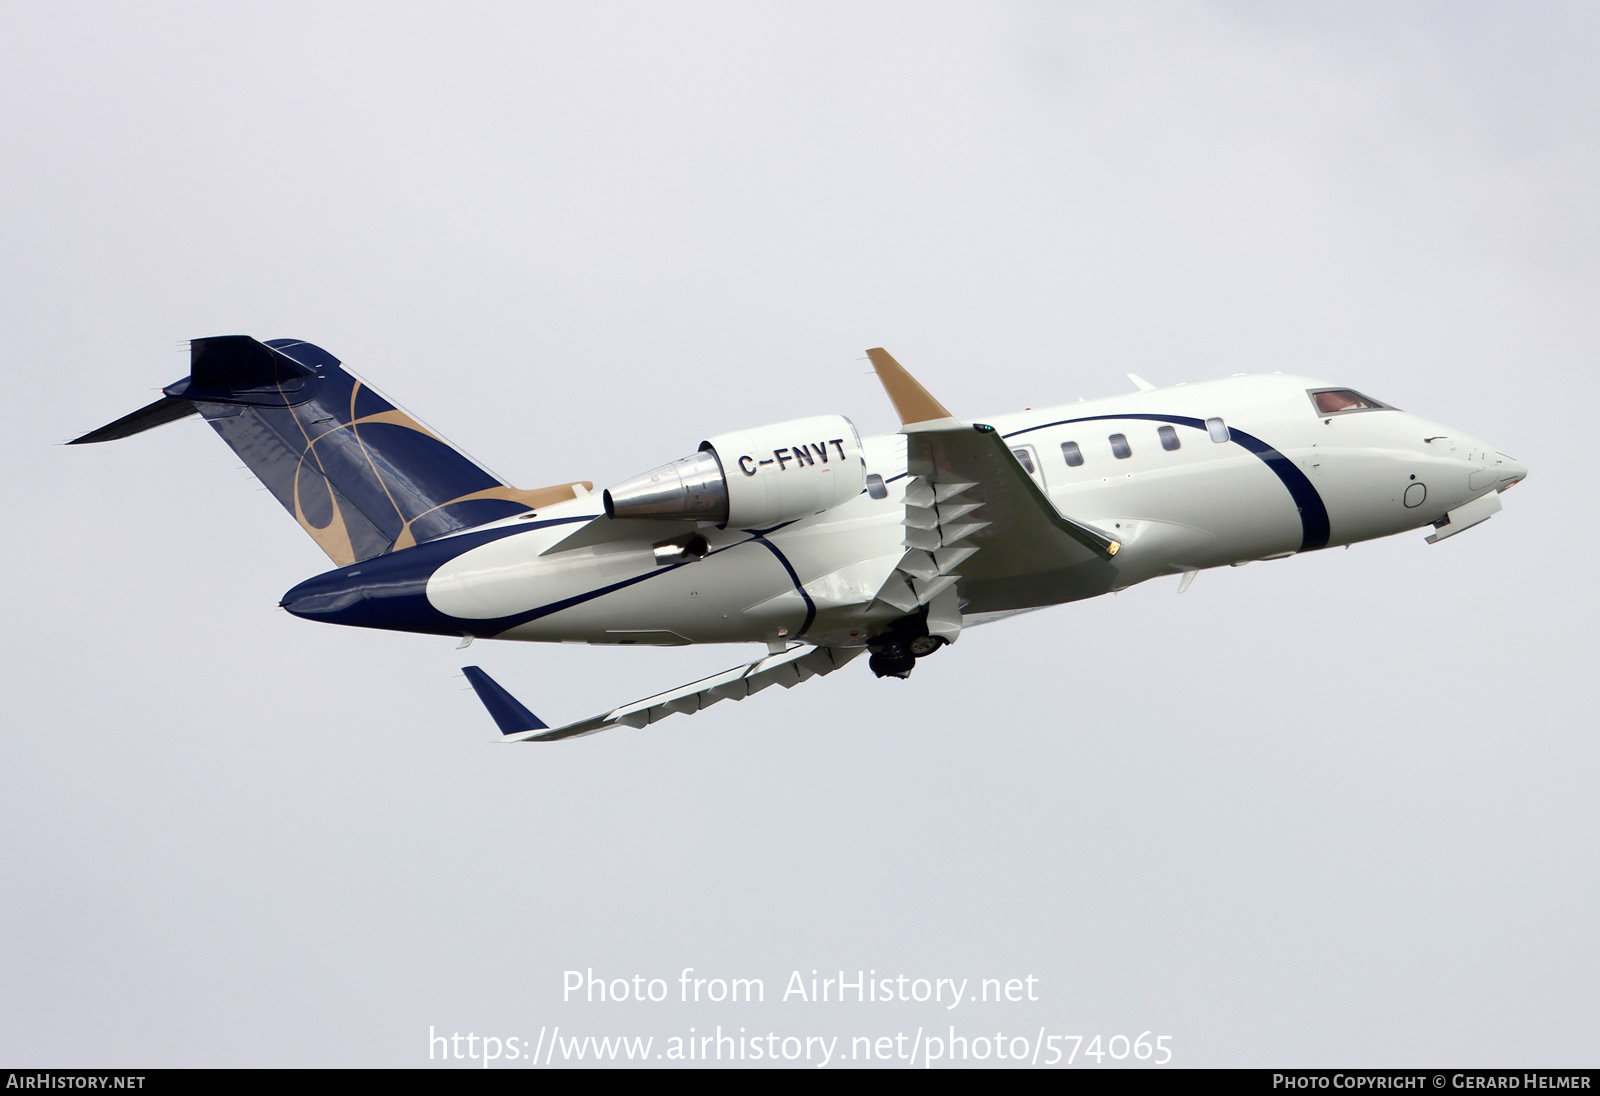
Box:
[71,336,591,566]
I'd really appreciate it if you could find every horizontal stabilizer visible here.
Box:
[69,395,198,444]
[170,334,317,404]
[465,645,862,742]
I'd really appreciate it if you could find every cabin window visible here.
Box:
[1011,448,1036,473]
[1158,425,1180,451]
[1061,441,1083,467]
[1309,388,1394,415]
[865,473,887,500]
[1109,433,1131,460]
[1206,417,1229,443]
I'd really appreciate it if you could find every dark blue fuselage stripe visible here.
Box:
[1000,413,1331,552]
[288,512,827,636]
[443,520,809,634]
[748,533,816,637]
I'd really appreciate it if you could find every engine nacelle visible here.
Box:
[604,414,865,528]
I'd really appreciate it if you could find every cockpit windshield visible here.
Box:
[1308,388,1395,415]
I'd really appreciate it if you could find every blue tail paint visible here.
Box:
[72,336,590,565]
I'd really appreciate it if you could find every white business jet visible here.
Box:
[72,337,1525,741]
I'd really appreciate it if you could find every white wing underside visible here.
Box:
[506,644,863,742]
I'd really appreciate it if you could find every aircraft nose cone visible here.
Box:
[1495,453,1528,491]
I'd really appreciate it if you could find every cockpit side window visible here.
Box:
[1309,388,1395,415]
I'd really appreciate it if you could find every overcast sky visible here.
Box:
[3,1,1594,1068]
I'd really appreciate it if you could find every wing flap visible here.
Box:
[910,424,1120,576]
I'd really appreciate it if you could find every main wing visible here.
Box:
[464,644,862,742]
[464,348,1119,742]
[865,348,1120,619]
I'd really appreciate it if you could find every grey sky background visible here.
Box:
[2,1,1594,1068]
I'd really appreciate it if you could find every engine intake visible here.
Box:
[604,414,865,527]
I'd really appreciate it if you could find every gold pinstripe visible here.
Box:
[278,379,590,563]
[280,371,360,566]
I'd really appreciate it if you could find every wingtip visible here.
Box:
[866,348,953,427]
[462,665,549,736]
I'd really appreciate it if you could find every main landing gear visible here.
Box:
[867,616,949,680]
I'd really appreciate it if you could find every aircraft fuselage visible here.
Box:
[279,373,1525,650]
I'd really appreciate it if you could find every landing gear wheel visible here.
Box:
[908,634,947,657]
[868,646,916,679]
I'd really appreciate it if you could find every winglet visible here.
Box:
[866,348,953,427]
[462,666,549,737]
